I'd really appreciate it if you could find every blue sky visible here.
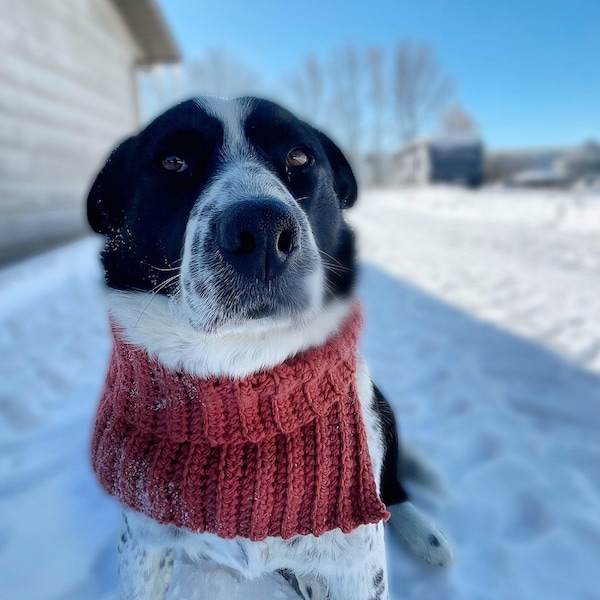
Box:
[156,0,598,149]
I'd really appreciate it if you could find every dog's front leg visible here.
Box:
[320,523,389,600]
[118,512,175,600]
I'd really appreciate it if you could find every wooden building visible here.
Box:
[0,0,180,263]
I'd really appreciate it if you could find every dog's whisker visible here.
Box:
[150,274,180,294]
[318,249,345,268]
[142,260,182,272]
[322,260,351,275]
[324,263,350,274]
[322,278,337,298]
[131,275,181,333]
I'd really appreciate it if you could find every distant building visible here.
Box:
[394,137,484,187]
[0,0,180,263]
[485,146,568,187]
[485,140,600,189]
[556,140,600,185]
[508,168,571,189]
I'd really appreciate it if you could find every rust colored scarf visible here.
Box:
[91,305,388,541]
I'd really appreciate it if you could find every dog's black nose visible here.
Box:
[216,199,301,281]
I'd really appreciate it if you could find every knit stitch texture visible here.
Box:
[91,305,389,541]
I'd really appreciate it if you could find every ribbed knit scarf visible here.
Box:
[91,305,389,541]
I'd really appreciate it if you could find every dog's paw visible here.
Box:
[387,501,454,567]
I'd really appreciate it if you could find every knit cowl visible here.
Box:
[91,304,389,541]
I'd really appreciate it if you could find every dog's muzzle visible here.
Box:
[215,198,301,282]
[179,158,327,331]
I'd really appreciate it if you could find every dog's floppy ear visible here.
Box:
[316,131,358,209]
[87,136,136,234]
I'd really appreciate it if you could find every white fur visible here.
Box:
[107,290,351,379]
[194,96,253,160]
[356,358,385,488]
[120,494,388,600]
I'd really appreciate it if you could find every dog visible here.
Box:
[87,96,452,600]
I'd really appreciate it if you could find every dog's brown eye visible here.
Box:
[161,155,188,172]
[286,148,311,168]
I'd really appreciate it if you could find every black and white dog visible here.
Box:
[88,97,452,600]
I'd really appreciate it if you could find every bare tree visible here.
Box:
[392,41,454,144]
[329,45,365,175]
[187,47,261,98]
[440,103,479,136]
[366,47,387,185]
[285,55,328,126]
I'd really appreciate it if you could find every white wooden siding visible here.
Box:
[0,0,143,260]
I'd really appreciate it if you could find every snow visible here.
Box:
[1,186,599,599]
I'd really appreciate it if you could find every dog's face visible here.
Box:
[88,97,357,334]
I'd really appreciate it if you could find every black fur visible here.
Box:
[373,384,409,507]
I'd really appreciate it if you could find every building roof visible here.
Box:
[112,0,181,65]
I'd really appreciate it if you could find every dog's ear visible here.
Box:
[87,136,136,234]
[316,131,358,209]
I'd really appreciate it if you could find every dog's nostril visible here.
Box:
[236,230,256,254]
[277,230,294,254]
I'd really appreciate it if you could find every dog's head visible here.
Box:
[88,97,358,375]
[89,97,357,332]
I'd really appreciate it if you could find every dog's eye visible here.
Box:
[286,148,312,168]
[161,155,188,173]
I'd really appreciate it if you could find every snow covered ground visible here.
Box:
[1,186,599,599]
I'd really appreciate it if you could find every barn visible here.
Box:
[0,0,180,263]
